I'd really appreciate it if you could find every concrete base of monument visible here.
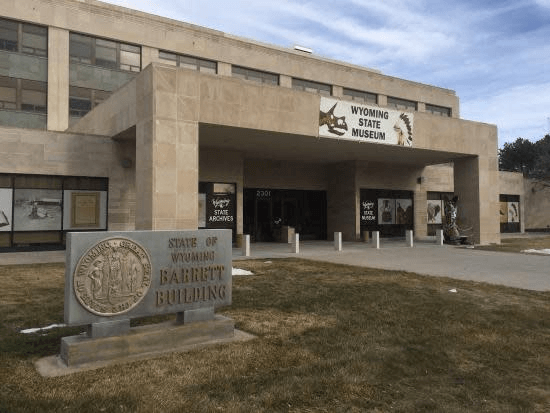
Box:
[34,315,255,377]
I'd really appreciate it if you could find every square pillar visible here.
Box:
[327,162,359,241]
[453,156,500,245]
[135,66,199,230]
[47,27,69,131]
[414,178,428,238]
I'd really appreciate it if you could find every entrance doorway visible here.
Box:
[244,188,327,242]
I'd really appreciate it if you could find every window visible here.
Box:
[159,51,217,74]
[0,75,47,114]
[292,78,331,95]
[0,18,47,57]
[426,103,451,117]
[232,66,278,85]
[22,24,48,56]
[69,86,110,118]
[70,33,141,72]
[0,18,18,52]
[343,88,377,104]
[0,76,17,110]
[0,173,109,250]
[21,79,47,113]
[387,96,417,111]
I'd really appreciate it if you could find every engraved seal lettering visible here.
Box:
[73,237,152,316]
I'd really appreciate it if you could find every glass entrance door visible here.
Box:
[244,188,326,242]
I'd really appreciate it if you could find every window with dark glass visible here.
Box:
[70,33,141,72]
[0,18,18,52]
[425,103,451,117]
[0,75,47,114]
[232,66,278,85]
[343,88,377,104]
[20,79,47,113]
[0,18,47,57]
[387,96,417,111]
[292,78,331,95]
[159,51,217,74]
[69,86,110,118]
[0,76,17,110]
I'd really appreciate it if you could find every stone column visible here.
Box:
[413,176,428,238]
[217,62,232,77]
[453,156,500,245]
[279,75,292,88]
[327,161,359,241]
[135,65,199,230]
[47,27,69,131]
[332,85,343,97]
[141,46,158,69]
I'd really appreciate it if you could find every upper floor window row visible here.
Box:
[0,18,47,57]
[0,75,47,114]
[159,51,217,74]
[343,88,377,105]
[232,66,279,86]
[426,103,451,117]
[70,33,141,73]
[387,96,417,112]
[69,86,111,119]
[292,78,331,96]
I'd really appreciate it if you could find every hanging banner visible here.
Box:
[395,199,413,225]
[206,194,235,228]
[319,97,414,146]
[360,199,377,225]
[378,199,395,225]
[508,202,519,223]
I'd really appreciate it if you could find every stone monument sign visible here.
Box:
[65,230,231,325]
[52,229,236,372]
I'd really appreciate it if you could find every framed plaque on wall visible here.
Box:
[71,191,100,228]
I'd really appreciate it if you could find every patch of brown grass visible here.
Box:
[476,235,550,253]
[1,259,550,412]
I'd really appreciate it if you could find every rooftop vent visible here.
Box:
[294,45,313,54]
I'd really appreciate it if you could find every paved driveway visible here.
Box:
[1,239,548,292]
[234,240,550,292]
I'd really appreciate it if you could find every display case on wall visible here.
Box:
[0,174,108,250]
[360,189,414,237]
[500,194,520,233]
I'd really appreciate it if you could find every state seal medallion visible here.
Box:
[73,237,152,316]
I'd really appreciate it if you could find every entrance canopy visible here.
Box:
[68,64,500,244]
[199,124,473,167]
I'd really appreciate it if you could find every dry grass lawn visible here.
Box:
[475,235,550,253]
[1,259,550,412]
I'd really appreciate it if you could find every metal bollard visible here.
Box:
[372,231,380,249]
[436,229,444,246]
[242,234,250,257]
[406,230,414,248]
[334,232,342,251]
[290,233,299,253]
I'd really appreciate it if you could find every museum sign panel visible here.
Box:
[319,97,414,146]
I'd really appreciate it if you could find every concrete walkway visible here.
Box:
[1,238,548,292]
[233,239,550,292]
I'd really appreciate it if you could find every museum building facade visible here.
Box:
[0,0,529,250]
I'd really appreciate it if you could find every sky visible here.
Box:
[104,0,550,147]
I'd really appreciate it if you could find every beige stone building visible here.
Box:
[0,0,536,250]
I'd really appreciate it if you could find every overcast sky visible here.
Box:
[105,0,550,147]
